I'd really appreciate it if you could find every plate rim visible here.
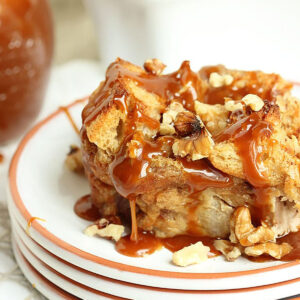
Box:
[12,214,300,296]
[9,98,300,279]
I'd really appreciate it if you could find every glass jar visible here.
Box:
[0,0,53,144]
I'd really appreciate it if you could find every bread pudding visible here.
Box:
[78,58,300,263]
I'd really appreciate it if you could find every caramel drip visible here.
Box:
[129,197,138,242]
[216,113,273,187]
[0,154,3,164]
[26,217,46,236]
[60,106,80,135]
[109,136,174,198]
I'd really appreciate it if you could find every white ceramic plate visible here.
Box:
[12,236,123,300]
[11,215,300,300]
[12,237,79,300]
[7,91,300,290]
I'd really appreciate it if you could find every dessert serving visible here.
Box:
[72,58,300,266]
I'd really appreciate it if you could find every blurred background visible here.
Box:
[49,0,98,64]
[50,0,300,79]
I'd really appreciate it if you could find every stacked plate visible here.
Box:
[7,98,300,300]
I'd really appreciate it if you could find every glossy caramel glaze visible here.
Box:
[199,66,292,105]
[0,154,3,164]
[116,231,162,257]
[109,135,173,198]
[74,195,101,222]
[116,232,220,258]
[216,113,273,187]
[178,157,233,194]
[82,60,202,125]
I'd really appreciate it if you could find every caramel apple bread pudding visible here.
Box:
[76,58,300,266]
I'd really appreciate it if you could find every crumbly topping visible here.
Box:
[209,72,233,88]
[84,218,125,242]
[64,145,84,173]
[172,241,210,267]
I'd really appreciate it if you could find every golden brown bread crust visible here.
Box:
[80,58,300,241]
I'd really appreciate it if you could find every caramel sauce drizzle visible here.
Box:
[216,113,273,187]
[60,106,80,135]
[26,217,46,236]
[0,154,4,164]
[128,197,138,241]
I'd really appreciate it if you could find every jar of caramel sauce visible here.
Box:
[0,0,53,144]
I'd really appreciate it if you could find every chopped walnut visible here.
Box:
[213,240,242,261]
[65,145,84,173]
[84,218,125,242]
[172,128,214,161]
[241,94,264,111]
[174,111,203,137]
[230,207,276,246]
[144,59,166,75]
[245,242,292,259]
[224,100,243,112]
[172,242,209,267]
[159,102,186,135]
[209,72,233,88]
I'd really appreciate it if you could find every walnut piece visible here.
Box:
[84,218,125,242]
[172,128,214,161]
[224,100,243,112]
[230,207,276,246]
[209,72,233,88]
[65,145,84,173]
[244,242,292,259]
[241,94,264,111]
[144,58,166,75]
[213,240,242,261]
[172,242,209,267]
[174,111,204,137]
[159,102,186,135]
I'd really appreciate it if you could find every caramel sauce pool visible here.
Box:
[74,195,101,222]
[116,232,220,258]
